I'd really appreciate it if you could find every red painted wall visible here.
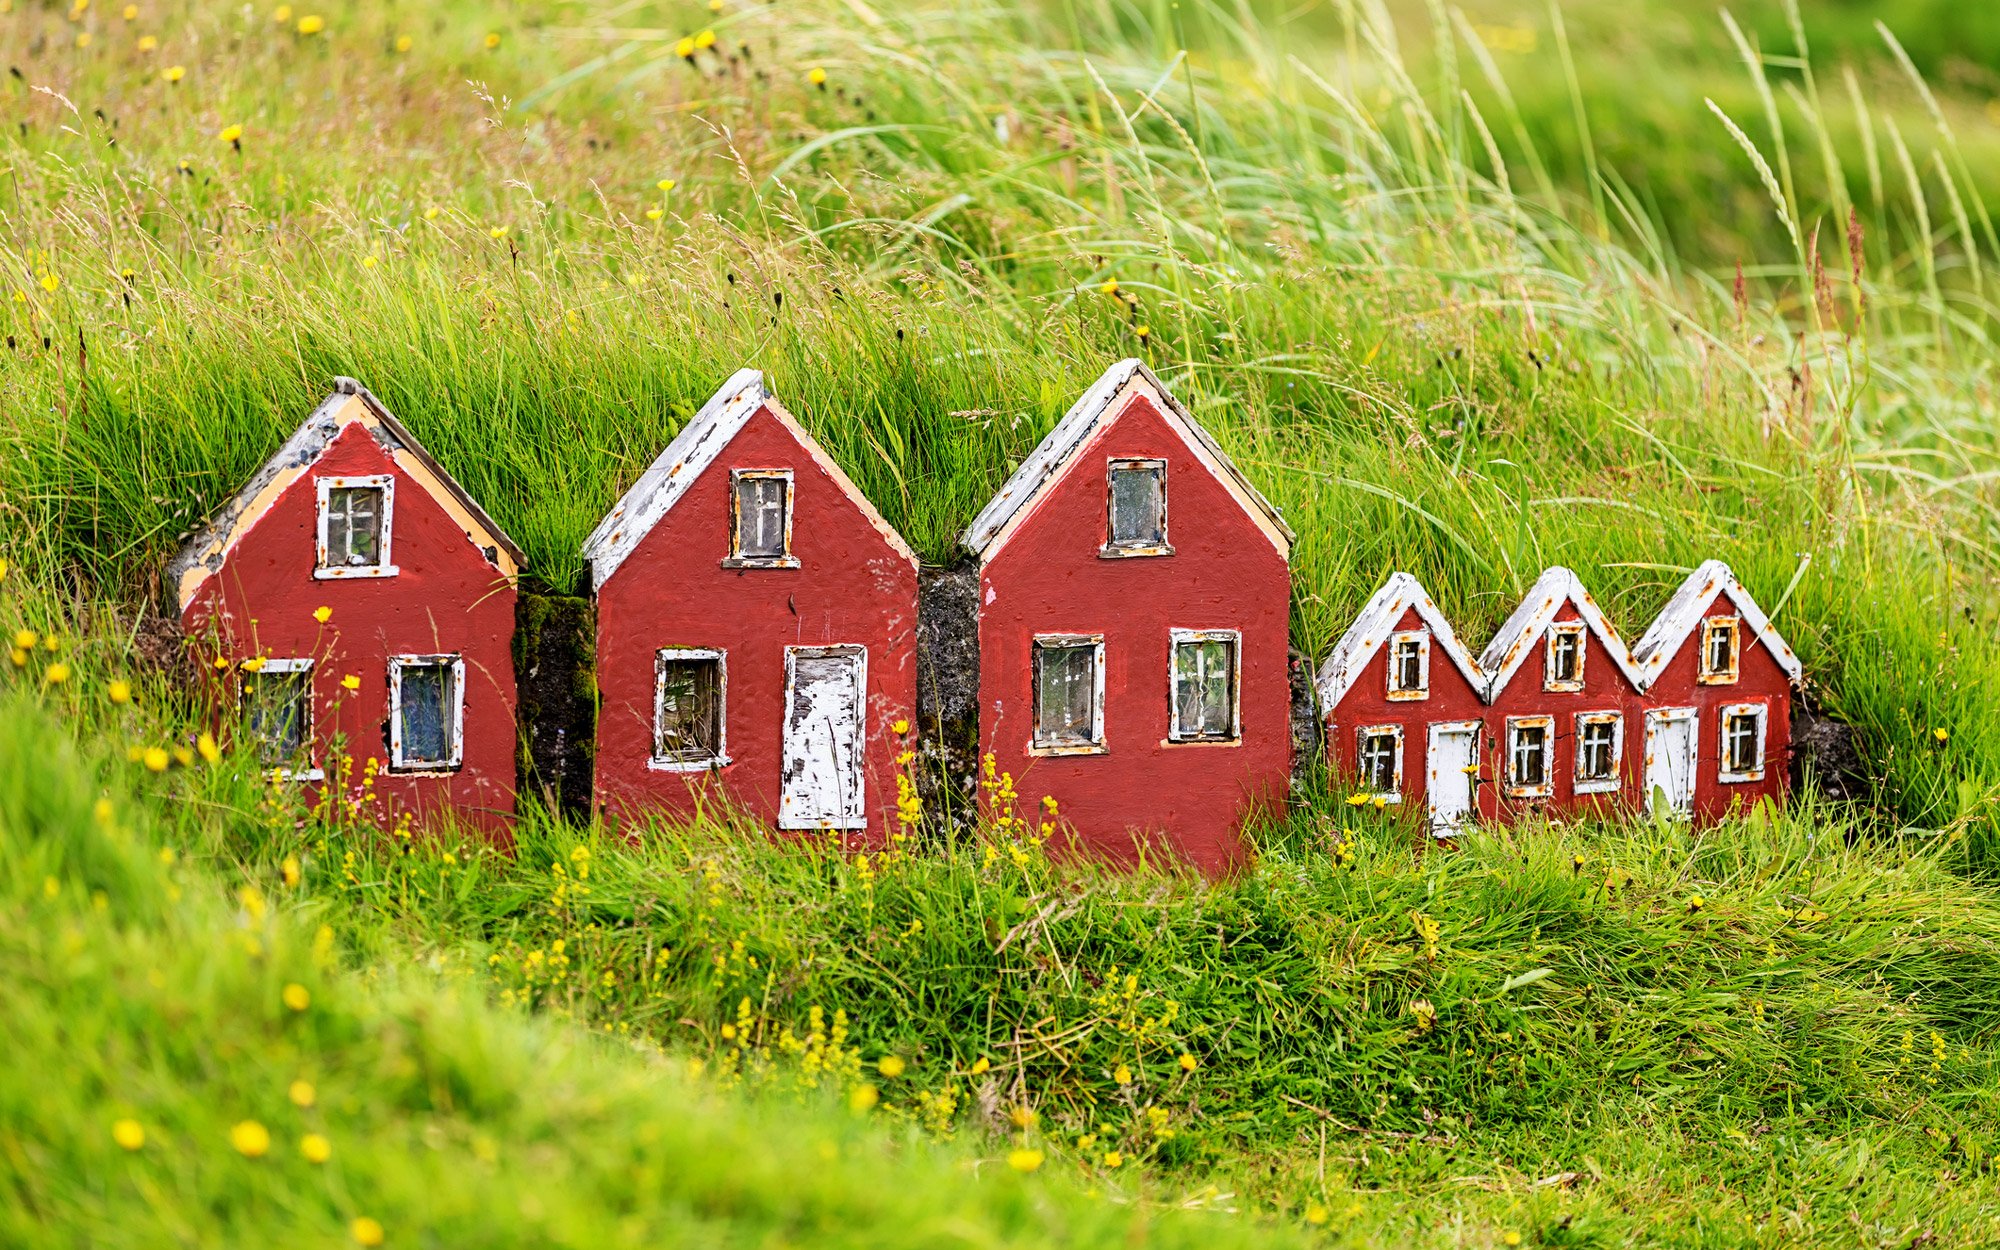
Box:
[1481,604,1647,821]
[1644,591,1793,820]
[976,394,1291,875]
[1321,605,1491,820]
[183,422,519,834]
[593,404,918,846]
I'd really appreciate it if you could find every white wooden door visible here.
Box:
[780,646,868,830]
[1644,707,1697,817]
[1425,720,1481,836]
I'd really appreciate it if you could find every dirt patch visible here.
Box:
[514,592,596,820]
[917,559,981,833]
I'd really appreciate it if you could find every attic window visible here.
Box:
[1699,616,1740,684]
[725,469,798,568]
[389,655,464,773]
[241,658,320,781]
[654,649,727,770]
[1386,630,1429,700]
[1504,715,1553,798]
[1545,622,1585,691]
[1355,725,1402,800]
[1169,629,1239,743]
[1032,634,1105,753]
[1101,459,1170,556]
[315,475,397,579]
[1719,702,1767,783]
[1573,711,1622,794]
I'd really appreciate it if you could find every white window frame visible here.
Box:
[240,657,322,782]
[1166,628,1241,744]
[1572,710,1623,794]
[1544,622,1587,692]
[651,647,729,771]
[1504,714,1555,799]
[723,468,800,569]
[1030,633,1107,755]
[1718,701,1768,783]
[1354,723,1404,802]
[1099,457,1173,558]
[1698,616,1741,685]
[314,474,397,580]
[1385,630,1430,701]
[387,653,466,774]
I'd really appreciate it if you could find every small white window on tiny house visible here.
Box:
[1573,711,1623,794]
[726,469,797,567]
[1545,622,1586,692]
[314,475,396,579]
[1355,725,1403,800]
[1032,635,1105,752]
[1102,458,1170,556]
[1699,616,1740,684]
[1386,630,1430,700]
[1169,629,1239,743]
[1505,715,1554,798]
[389,654,465,773]
[240,658,320,780]
[1718,702,1767,783]
[654,649,727,769]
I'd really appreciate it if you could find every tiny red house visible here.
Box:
[1316,572,1490,835]
[959,360,1294,874]
[1628,561,1801,820]
[583,369,919,845]
[169,378,526,833]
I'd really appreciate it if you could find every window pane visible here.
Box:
[1579,720,1615,780]
[1552,632,1579,682]
[1361,733,1396,792]
[1036,644,1096,743]
[1108,466,1163,546]
[657,658,722,761]
[1513,725,1546,786]
[398,663,454,765]
[1392,639,1422,691]
[735,477,788,559]
[1174,638,1234,738]
[1726,714,1758,772]
[244,670,310,764]
[326,486,383,567]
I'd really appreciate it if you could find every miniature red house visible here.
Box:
[959,360,1294,874]
[1315,572,1490,835]
[1628,561,1801,820]
[583,368,919,845]
[168,378,526,832]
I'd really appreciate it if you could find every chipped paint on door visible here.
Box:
[1644,707,1697,817]
[1425,719,1480,836]
[780,645,868,830]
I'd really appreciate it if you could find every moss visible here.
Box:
[514,592,597,819]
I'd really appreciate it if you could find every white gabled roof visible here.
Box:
[581,368,917,591]
[1629,559,1803,689]
[1316,571,1485,709]
[958,358,1293,562]
[1479,566,1646,699]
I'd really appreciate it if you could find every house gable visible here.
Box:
[1479,566,1644,702]
[1316,572,1485,711]
[1628,560,1803,690]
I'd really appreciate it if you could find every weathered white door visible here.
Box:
[1644,707,1697,817]
[780,645,868,830]
[1426,720,1481,836]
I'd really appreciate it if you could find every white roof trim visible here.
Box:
[582,368,917,591]
[1479,566,1646,700]
[1316,572,1486,709]
[1629,560,1803,689]
[958,358,1293,562]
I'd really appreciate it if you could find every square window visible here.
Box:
[1170,630,1238,742]
[654,650,726,768]
[1546,622,1586,691]
[1719,702,1767,782]
[241,658,318,778]
[389,655,464,772]
[727,469,797,567]
[1505,716,1553,797]
[1699,617,1740,684]
[1102,459,1170,555]
[1355,725,1403,800]
[1573,712,1623,793]
[1033,635,1105,751]
[1386,630,1429,700]
[315,475,396,578]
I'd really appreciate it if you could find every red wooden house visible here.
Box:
[1316,572,1489,835]
[959,360,1294,874]
[169,378,526,833]
[1628,561,1801,819]
[583,368,919,845]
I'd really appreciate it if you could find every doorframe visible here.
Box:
[1425,719,1482,836]
[1643,706,1698,817]
[779,644,870,831]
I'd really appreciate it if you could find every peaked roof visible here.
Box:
[1479,566,1646,698]
[1629,560,1803,688]
[1316,571,1486,708]
[958,358,1293,560]
[168,377,525,611]
[581,368,917,591]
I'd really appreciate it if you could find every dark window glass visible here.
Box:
[1550,630,1581,683]
[325,486,384,567]
[1725,712,1760,773]
[1034,642,1099,746]
[1359,732,1398,793]
[1578,718,1617,781]
[1704,622,1737,676]
[1511,723,1548,787]
[657,657,724,763]
[1107,464,1165,548]
[243,669,311,765]
[398,662,455,767]
[1391,637,1424,692]
[734,475,789,560]
[1172,637,1235,739]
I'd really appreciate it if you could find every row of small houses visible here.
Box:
[167,361,1799,874]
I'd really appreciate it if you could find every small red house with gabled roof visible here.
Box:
[1316,572,1489,835]
[583,369,919,845]
[1478,566,1648,821]
[959,360,1293,874]
[1629,561,1801,820]
[168,378,526,833]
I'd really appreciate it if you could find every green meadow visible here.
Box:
[5,0,2000,1244]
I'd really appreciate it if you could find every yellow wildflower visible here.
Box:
[657,178,676,192]
[877,1055,906,1078]
[283,983,311,1011]
[1006,1148,1044,1173]
[109,680,132,704]
[1103,1149,1123,1167]
[674,35,696,58]
[218,123,243,145]
[341,674,360,691]
[350,1218,385,1247]
[301,1133,332,1163]
[1503,1234,1523,1248]
[484,32,501,49]
[709,0,722,9]
[423,205,439,220]
[1304,1202,1329,1225]
[296,14,324,35]
[892,718,911,736]
[1100,278,1119,295]
[212,656,229,670]
[1112,1062,1132,1085]
[241,656,267,673]
[45,663,70,684]
[1687,895,1706,912]
[10,629,35,650]
[1178,1052,1197,1072]
[197,731,220,764]
[113,1119,146,1150]
[76,31,92,48]
[1008,1105,1036,1129]
[228,1120,271,1158]
[1933,727,1949,744]
[142,747,170,773]
[848,1084,879,1112]
[273,4,291,20]
[162,64,184,82]
[282,855,301,887]
[12,647,30,668]
[395,35,412,53]
[171,746,193,768]
[808,66,828,87]
[969,1056,991,1075]
[122,3,137,18]
[489,225,509,239]
[288,1079,316,1107]
[361,255,378,269]
[39,274,59,294]
[137,34,157,50]
[645,208,663,221]
[1345,793,1368,807]
[694,29,716,50]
